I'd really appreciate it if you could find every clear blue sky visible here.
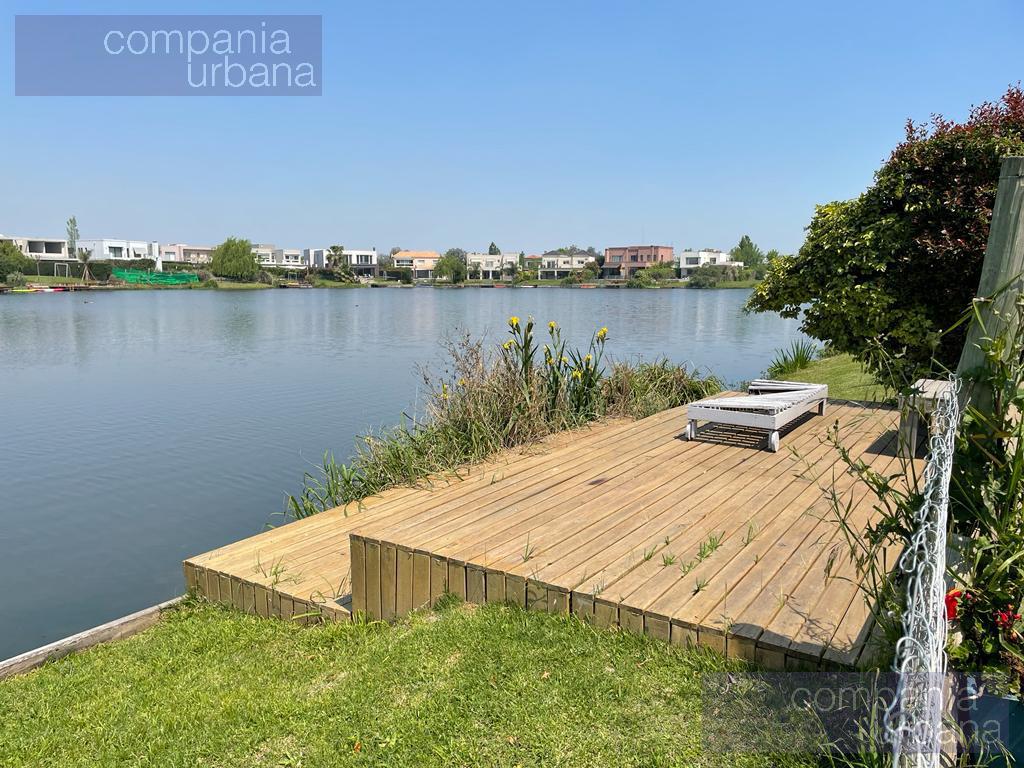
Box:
[2,0,1021,255]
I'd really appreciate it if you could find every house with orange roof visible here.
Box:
[392,250,440,280]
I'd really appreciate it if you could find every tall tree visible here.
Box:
[210,237,258,280]
[488,242,500,255]
[730,235,764,267]
[66,216,80,279]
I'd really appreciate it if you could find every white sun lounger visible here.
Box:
[684,379,828,452]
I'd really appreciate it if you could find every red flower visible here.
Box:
[995,604,1022,631]
[945,590,962,620]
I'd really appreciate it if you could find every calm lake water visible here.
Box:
[0,287,804,659]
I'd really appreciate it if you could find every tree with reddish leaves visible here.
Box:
[747,86,1024,384]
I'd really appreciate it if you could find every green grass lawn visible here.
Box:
[0,598,815,768]
[788,354,890,402]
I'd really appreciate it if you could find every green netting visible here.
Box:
[112,269,199,285]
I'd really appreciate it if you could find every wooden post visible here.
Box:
[956,156,1024,409]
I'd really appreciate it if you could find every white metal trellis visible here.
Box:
[885,377,962,768]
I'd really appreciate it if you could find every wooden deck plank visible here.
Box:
[463,436,740,573]
[533,416,829,589]
[584,417,844,610]
[412,551,430,611]
[549,412,838,600]
[356,411,688,549]
[645,409,896,628]
[755,438,905,660]
[396,546,414,616]
[381,543,398,621]
[185,398,903,667]
[348,415,672,542]
[428,423,723,572]
[721,434,901,660]
[822,539,904,667]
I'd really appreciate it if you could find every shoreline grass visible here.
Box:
[0,598,812,767]
[286,318,721,519]
[214,281,273,290]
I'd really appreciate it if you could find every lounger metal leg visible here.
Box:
[685,420,697,441]
[818,399,827,416]
[768,431,780,452]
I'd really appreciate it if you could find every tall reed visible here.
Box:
[285,316,721,519]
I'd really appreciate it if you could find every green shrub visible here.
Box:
[687,264,733,288]
[387,267,413,284]
[88,262,113,282]
[748,86,1024,384]
[626,270,656,288]
[644,264,677,281]
[0,241,31,277]
[5,271,26,287]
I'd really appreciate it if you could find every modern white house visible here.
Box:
[303,247,378,276]
[466,251,522,280]
[345,248,378,277]
[538,252,597,281]
[161,243,214,265]
[303,248,330,269]
[678,249,744,277]
[253,244,307,270]
[1,234,69,261]
[76,238,162,266]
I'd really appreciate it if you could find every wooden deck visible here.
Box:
[185,398,908,670]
